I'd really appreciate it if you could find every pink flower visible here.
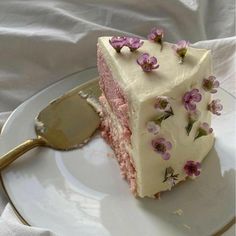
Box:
[195,122,213,140]
[184,161,201,177]
[208,99,223,116]
[185,109,201,135]
[137,53,159,72]
[172,40,190,62]
[188,109,201,122]
[154,96,174,122]
[202,76,220,93]
[200,122,213,134]
[109,36,127,53]
[125,37,144,52]
[146,121,160,135]
[154,96,171,112]
[148,27,164,49]
[183,89,202,111]
[163,167,179,186]
[152,137,172,160]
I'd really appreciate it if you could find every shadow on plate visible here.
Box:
[100,147,235,236]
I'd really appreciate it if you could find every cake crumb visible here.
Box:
[35,120,46,133]
[154,192,161,199]
[173,209,183,216]
[183,224,191,230]
[78,90,88,98]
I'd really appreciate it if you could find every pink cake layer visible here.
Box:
[97,47,137,194]
[98,47,131,138]
[100,95,136,194]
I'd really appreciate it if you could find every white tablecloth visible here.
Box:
[0,0,235,235]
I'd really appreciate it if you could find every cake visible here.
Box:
[97,29,222,198]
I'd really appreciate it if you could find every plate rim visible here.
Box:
[0,67,235,235]
[0,66,96,225]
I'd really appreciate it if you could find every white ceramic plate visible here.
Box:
[0,68,235,236]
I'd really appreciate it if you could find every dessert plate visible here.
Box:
[0,68,235,236]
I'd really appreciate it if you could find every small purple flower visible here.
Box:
[163,167,179,186]
[183,89,202,111]
[152,137,172,160]
[148,27,164,49]
[172,40,190,63]
[109,36,127,53]
[137,53,159,72]
[146,121,160,135]
[200,122,213,134]
[148,27,164,42]
[188,109,201,122]
[184,160,201,177]
[126,37,144,52]
[195,122,213,140]
[202,76,220,93]
[154,96,174,122]
[185,109,201,135]
[154,96,171,112]
[208,99,223,116]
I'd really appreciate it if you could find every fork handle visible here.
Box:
[0,137,46,171]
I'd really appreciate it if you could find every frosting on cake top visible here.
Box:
[98,37,211,102]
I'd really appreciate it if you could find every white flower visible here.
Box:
[146,121,160,135]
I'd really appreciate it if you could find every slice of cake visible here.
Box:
[97,31,222,198]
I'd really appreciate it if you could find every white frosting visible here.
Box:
[98,37,214,197]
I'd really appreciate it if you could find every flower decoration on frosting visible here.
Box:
[146,97,173,136]
[172,40,190,63]
[184,161,201,177]
[155,96,172,113]
[109,36,144,53]
[126,37,144,52]
[202,76,220,93]
[152,137,172,160]
[208,99,223,116]
[183,89,202,111]
[146,121,160,135]
[137,53,159,72]
[163,167,179,186]
[109,36,127,53]
[148,27,164,50]
[154,96,174,123]
[194,122,213,140]
[185,109,201,135]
